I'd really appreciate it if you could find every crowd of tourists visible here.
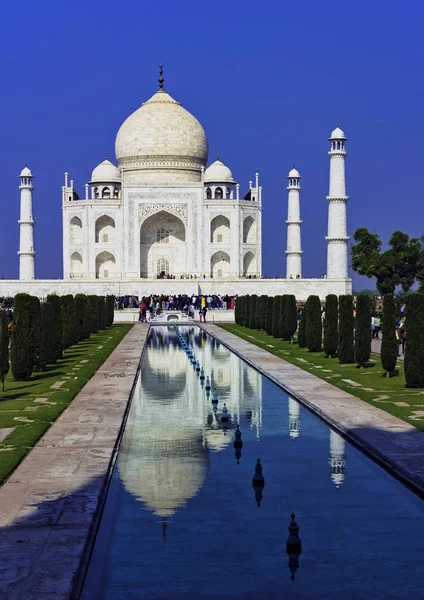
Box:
[133,294,236,322]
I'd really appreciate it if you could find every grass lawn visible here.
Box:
[0,324,132,484]
[219,324,424,432]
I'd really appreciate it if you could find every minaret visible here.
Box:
[286,168,303,279]
[18,166,36,280]
[329,429,346,487]
[326,126,349,279]
[288,396,300,439]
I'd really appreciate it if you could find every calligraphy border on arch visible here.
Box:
[137,203,188,225]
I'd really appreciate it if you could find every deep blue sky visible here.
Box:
[1,0,423,290]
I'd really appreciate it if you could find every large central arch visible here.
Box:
[140,211,186,278]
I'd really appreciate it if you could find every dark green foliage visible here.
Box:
[298,305,307,348]
[46,295,63,361]
[35,302,55,371]
[74,294,87,341]
[98,297,108,330]
[249,295,258,329]
[272,296,282,338]
[259,295,268,330]
[31,296,42,371]
[61,295,75,349]
[0,311,9,391]
[11,294,34,381]
[89,296,100,334]
[323,295,338,358]
[235,296,241,325]
[338,295,355,364]
[243,296,251,329]
[106,296,115,327]
[305,295,322,352]
[82,296,93,339]
[355,294,371,367]
[285,295,298,341]
[279,295,288,339]
[381,294,397,376]
[265,297,274,335]
[405,293,424,387]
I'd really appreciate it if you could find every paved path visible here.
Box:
[203,324,424,496]
[0,324,148,600]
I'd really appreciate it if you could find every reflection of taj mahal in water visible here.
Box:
[119,327,346,519]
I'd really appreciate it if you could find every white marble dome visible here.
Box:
[204,159,234,183]
[329,126,346,140]
[288,167,300,178]
[115,89,208,178]
[20,166,33,177]
[90,159,120,183]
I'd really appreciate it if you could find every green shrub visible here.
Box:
[35,301,55,371]
[74,294,87,341]
[235,295,241,324]
[61,295,75,349]
[11,293,35,381]
[89,295,100,334]
[31,296,42,371]
[249,295,258,329]
[338,295,355,363]
[272,296,282,338]
[323,295,338,358]
[265,297,274,335]
[298,304,307,348]
[0,310,9,391]
[243,295,251,329]
[106,296,115,327]
[405,293,424,388]
[259,295,268,330]
[98,296,108,330]
[355,294,371,367]
[46,294,63,361]
[279,295,288,339]
[381,294,397,376]
[285,295,298,342]
[306,295,322,352]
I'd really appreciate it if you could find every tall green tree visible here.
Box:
[46,294,63,361]
[235,295,241,324]
[34,301,54,371]
[106,295,115,328]
[351,228,422,295]
[298,304,307,348]
[404,294,424,388]
[323,295,338,358]
[279,295,288,339]
[381,294,398,377]
[338,295,354,364]
[243,295,251,329]
[285,295,298,342]
[265,297,274,335]
[74,294,87,341]
[0,311,9,391]
[11,293,35,381]
[354,294,371,367]
[249,295,258,329]
[31,296,42,371]
[259,295,268,330]
[272,296,282,338]
[305,295,322,352]
[98,296,108,330]
[61,295,75,349]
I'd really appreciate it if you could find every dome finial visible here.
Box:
[158,63,164,90]
[216,152,220,161]
[105,152,108,160]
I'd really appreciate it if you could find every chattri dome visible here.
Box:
[329,126,347,140]
[204,159,235,183]
[115,88,208,182]
[288,167,300,178]
[20,166,33,177]
[90,159,120,183]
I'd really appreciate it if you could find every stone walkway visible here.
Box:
[203,324,424,496]
[0,324,148,600]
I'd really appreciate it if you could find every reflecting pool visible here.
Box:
[82,325,424,599]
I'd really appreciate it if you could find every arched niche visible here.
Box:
[243,216,256,244]
[70,251,83,275]
[140,211,186,278]
[210,215,230,243]
[96,251,115,279]
[211,250,231,278]
[95,215,115,243]
[69,216,82,244]
[243,250,255,276]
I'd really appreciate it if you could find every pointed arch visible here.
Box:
[243,251,255,277]
[95,215,115,243]
[69,216,82,244]
[243,216,256,244]
[211,250,231,278]
[210,215,230,243]
[96,251,115,279]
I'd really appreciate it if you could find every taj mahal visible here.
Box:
[0,68,352,300]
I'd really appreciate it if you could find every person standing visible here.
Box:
[202,305,207,322]
[374,315,381,339]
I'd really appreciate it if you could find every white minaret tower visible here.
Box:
[18,166,36,280]
[286,167,303,279]
[326,126,349,279]
[288,396,300,440]
[329,429,346,487]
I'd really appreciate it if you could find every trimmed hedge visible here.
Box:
[0,310,9,391]
[305,295,322,352]
[46,294,63,361]
[235,296,241,324]
[265,297,274,335]
[405,293,424,388]
[272,296,282,338]
[298,304,307,348]
[249,295,258,329]
[35,301,55,371]
[355,294,371,367]
[279,295,288,339]
[61,295,76,350]
[244,295,251,329]
[11,293,35,381]
[106,295,115,328]
[323,294,338,358]
[75,294,87,341]
[259,295,268,330]
[31,296,42,371]
[381,294,397,376]
[338,295,355,364]
[285,295,298,341]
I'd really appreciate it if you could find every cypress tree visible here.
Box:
[265,297,274,335]
[404,293,424,388]
[74,294,87,341]
[381,293,397,377]
[243,295,251,329]
[235,295,241,324]
[306,295,322,352]
[11,293,35,381]
[61,295,75,349]
[106,295,115,327]
[98,296,108,330]
[249,295,258,329]
[323,294,338,358]
[338,295,355,364]
[46,294,63,361]
[285,295,298,342]
[0,310,9,391]
[272,296,282,338]
[355,294,371,367]
[89,295,100,334]
[279,295,288,339]
[82,295,93,339]
[259,295,268,330]
[31,296,42,371]
[34,301,55,371]
[298,304,307,348]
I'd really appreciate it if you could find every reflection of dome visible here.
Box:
[205,424,233,451]
[204,159,235,183]
[115,89,208,182]
[329,126,346,140]
[90,159,120,183]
